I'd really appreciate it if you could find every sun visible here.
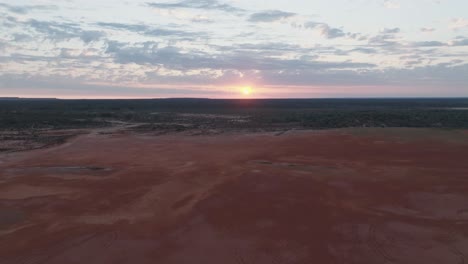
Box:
[241,86,253,96]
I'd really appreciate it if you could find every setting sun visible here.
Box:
[241,86,253,96]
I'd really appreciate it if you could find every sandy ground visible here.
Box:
[1,128,468,264]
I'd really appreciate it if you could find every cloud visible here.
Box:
[346,33,368,41]
[317,24,346,39]
[233,42,302,52]
[80,31,106,44]
[299,22,364,40]
[410,37,468,47]
[420,27,435,33]
[0,73,219,98]
[27,19,78,40]
[12,33,33,42]
[368,28,401,48]
[25,19,105,43]
[303,22,346,39]
[147,0,244,13]
[96,22,148,32]
[412,41,446,47]
[449,18,468,30]
[259,63,468,92]
[450,37,468,46]
[350,47,378,54]
[381,27,400,34]
[0,3,57,14]
[2,0,468,97]
[104,40,374,72]
[2,35,467,97]
[97,22,204,39]
[1,15,19,27]
[105,41,128,53]
[0,53,62,63]
[0,49,105,64]
[383,0,400,9]
[213,42,324,58]
[0,40,7,52]
[191,15,214,23]
[248,10,296,22]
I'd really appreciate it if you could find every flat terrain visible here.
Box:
[3,98,468,153]
[1,126,468,264]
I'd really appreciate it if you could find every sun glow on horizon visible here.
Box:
[241,86,253,96]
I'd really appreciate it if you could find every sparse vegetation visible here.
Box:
[1,98,468,131]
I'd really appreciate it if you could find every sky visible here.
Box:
[0,0,468,98]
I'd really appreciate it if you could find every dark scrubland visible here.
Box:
[2,98,468,130]
[2,98,467,152]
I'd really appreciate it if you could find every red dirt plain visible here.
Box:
[1,128,468,264]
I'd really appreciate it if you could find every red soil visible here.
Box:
[1,128,468,264]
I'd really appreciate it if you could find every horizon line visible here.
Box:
[1,96,468,100]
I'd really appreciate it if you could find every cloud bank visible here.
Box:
[0,0,467,98]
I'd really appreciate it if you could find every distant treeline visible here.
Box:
[1,98,468,130]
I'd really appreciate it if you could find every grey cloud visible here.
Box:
[147,0,244,13]
[3,40,467,95]
[28,19,78,40]
[248,10,296,22]
[435,61,462,68]
[0,3,57,14]
[303,21,320,29]
[381,27,400,34]
[191,15,214,23]
[1,15,18,27]
[452,38,468,46]
[347,33,368,41]
[421,27,435,32]
[213,42,352,59]
[105,41,374,71]
[367,30,401,49]
[1,1,467,96]
[300,54,319,60]
[0,73,218,98]
[0,40,7,51]
[26,19,105,43]
[233,42,302,52]
[413,41,446,47]
[303,22,346,39]
[367,27,401,48]
[404,59,424,67]
[0,53,60,63]
[259,69,381,87]
[145,28,195,37]
[350,47,378,54]
[400,54,422,60]
[106,41,129,53]
[258,63,468,91]
[245,43,353,57]
[80,31,106,44]
[317,24,345,39]
[450,59,464,64]
[301,22,366,40]
[12,33,33,42]
[410,37,468,47]
[0,50,105,64]
[384,63,468,86]
[97,22,148,32]
[97,22,204,39]
[368,31,400,48]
